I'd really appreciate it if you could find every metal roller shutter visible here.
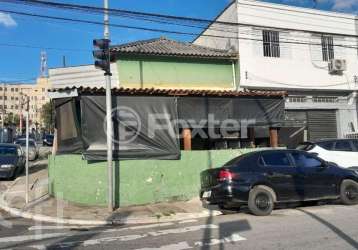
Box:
[307,110,337,141]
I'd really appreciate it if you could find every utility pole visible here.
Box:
[93,1,114,212]
[25,95,30,204]
[104,0,113,212]
[1,83,5,129]
[19,91,23,135]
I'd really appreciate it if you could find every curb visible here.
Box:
[0,195,111,226]
[0,194,222,226]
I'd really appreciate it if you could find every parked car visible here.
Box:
[14,138,39,161]
[0,144,25,180]
[43,134,54,146]
[297,139,358,169]
[200,149,358,216]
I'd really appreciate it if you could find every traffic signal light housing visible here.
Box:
[93,39,112,75]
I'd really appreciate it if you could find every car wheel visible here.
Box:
[9,168,18,181]
[248,185,275,216]
[340,180,358,205]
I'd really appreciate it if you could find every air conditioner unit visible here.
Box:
[329,59,347,74]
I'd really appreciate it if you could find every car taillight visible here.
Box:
[218,169,234,182]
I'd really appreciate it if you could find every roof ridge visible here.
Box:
[113,37,163,49]
[110,37,237,58]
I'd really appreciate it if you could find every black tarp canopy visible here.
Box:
[53,87,286,160]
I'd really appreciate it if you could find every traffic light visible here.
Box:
[93,38,112,75]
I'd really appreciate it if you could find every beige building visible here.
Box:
[0,77,51,128]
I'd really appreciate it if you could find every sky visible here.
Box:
[0,0,358,83]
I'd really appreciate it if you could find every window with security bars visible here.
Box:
[262,30,280,58]
[313,96,338,103]
[288,96,307,103]
[321,35,334,61]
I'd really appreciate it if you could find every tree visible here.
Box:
[41,102,55,133]
[4,112,19,126]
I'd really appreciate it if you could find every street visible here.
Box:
[0,203,357,250]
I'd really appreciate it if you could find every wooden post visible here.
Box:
[182,128,192,151]
[269,127,278,148]
[248,127,255,148]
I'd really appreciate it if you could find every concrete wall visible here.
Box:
[194,0,358,92]
[49,149,259,207]
[117,56,236,90]
[49,64,120,89]
[285,93,358,138]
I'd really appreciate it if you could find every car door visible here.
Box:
[259,151,301,201]
[331,140,358,168]
[290,151,337,200]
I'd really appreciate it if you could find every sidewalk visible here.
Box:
[0,159,221,225]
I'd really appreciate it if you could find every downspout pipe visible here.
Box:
[232,60,237,90]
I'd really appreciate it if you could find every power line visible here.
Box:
[0,42,89,52]
[1,8,358,50]
[0,78,37,83]
[4,0,358,39]
[238,1,358,21]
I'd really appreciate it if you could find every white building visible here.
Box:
[194,0,358,145]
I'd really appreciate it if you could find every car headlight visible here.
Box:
[0,164,15,169]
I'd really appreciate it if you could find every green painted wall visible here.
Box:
[117,56,237,90]
[49,149,261,207]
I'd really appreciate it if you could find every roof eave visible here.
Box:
[111,51,239,60]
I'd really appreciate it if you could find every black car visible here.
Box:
[200,149,358,216]
[0,144,25,180]
[43,134,54,146]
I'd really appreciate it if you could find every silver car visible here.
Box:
[14,139,39,161]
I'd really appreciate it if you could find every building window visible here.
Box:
[0,87,2,91]
[4,105,7,109]
[4,96,7,100]
[15,97,18,100]
[15,88,18,92]
[288,96,307,103]
[15,105,18,109]
[10,105,13,109]
[313,96,338,103]
[11,96,14,100]
[322,35,334,62]
[263,30,280,58]
[10,88,14,92]
[0,96,2,100]
[42,88,45,92]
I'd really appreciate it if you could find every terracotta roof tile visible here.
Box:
[110,37,237,59]
[50,86,287,97]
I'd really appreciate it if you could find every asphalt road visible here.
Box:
[0,203,357,250]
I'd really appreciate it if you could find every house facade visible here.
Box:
[49,37,239,91]
[193,0,358,144]
[47,38,288,207]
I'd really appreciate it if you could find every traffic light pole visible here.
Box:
[104,0,114,212]
[25,96,29,204]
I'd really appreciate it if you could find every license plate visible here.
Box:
[202,191,211,198]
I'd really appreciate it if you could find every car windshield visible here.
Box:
[0,146,17,156]
[15,140,35,147]
[296,143,315,151]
